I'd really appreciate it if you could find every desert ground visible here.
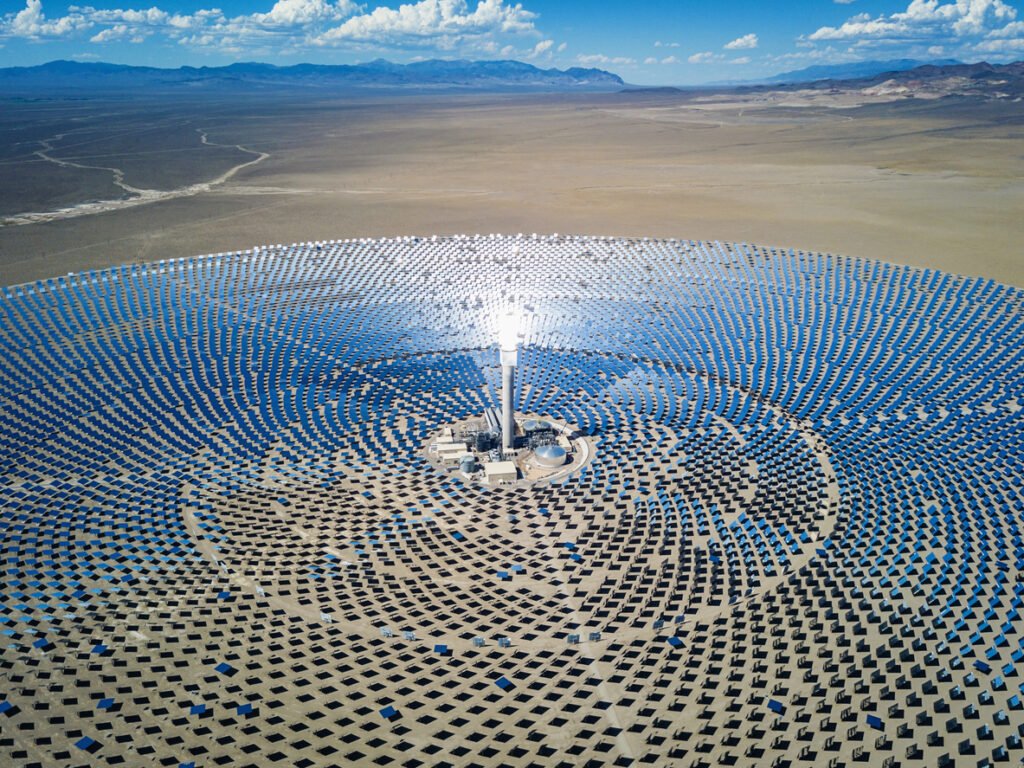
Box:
[0,87,1021,288]
[1,82,1022,767]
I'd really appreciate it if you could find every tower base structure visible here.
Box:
[424,413,591,488]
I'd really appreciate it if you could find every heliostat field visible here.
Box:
[1,235,1022,767]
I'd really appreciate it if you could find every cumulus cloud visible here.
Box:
[809,0,1016,42]
[254,0,358,27]
[527,37,552,57]
[576,53,635,66]
[316,0,537,46]
[654,40,680,48]
[1,0,541,55]
[687,51,720,64]
[976,23,1024,53]
[91,23,144,43]
[986,18,1024,37]
[724,32,758,50]
[802,0,1024,61]
[7,0,90,37]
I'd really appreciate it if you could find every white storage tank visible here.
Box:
[534,444,567,469]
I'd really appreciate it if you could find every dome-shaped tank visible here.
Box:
[534,443,567,468]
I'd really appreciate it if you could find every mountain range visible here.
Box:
[763,58,963,84]
[777,60,1024,100]
[3,57,1021,98]
[0,58,624,93]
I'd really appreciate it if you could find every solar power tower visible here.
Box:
[498,312,520,453]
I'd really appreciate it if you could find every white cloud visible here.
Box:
[87,9,161,26]
[730,56,751,64]
[766,45,860,66]
[91,23,132,43]
[527,37,552,57]
[952,0,1015,35]
[724,32,758,50]
[576,53,635,66]
[987,19,1024,37]
[234,0,358,27]
[834,0,857,4]
[1,0,541,56]
[644,55,656,64]
[687,51,719,64]
[6,0,91,38]
[975,32,1024,52]
[660,55,679,64]
[254,0,357,27]
[654,40,679,48]
[809,0,1016,42]
[801,0,1024,61]
[316,0,537,46]
[556,41,566,52]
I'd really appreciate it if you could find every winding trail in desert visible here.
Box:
[1,129,269,228]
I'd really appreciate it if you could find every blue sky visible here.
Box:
[0,0,1022,84]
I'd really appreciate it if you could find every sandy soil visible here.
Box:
[0,90,1021,287]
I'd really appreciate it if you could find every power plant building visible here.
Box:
[483,460,518,485]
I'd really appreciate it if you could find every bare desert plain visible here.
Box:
[0,86,1022,287]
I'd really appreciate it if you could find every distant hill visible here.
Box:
[764,58,962,85]
[0,58,624,93]
[706,60,1024,101]
[860,60,1023,98]
[785,60,1024,100]
[859,59,1024,83]
[619,86,685,95]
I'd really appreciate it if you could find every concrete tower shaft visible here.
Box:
[498,314,520,453]
[500,348,517,451]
